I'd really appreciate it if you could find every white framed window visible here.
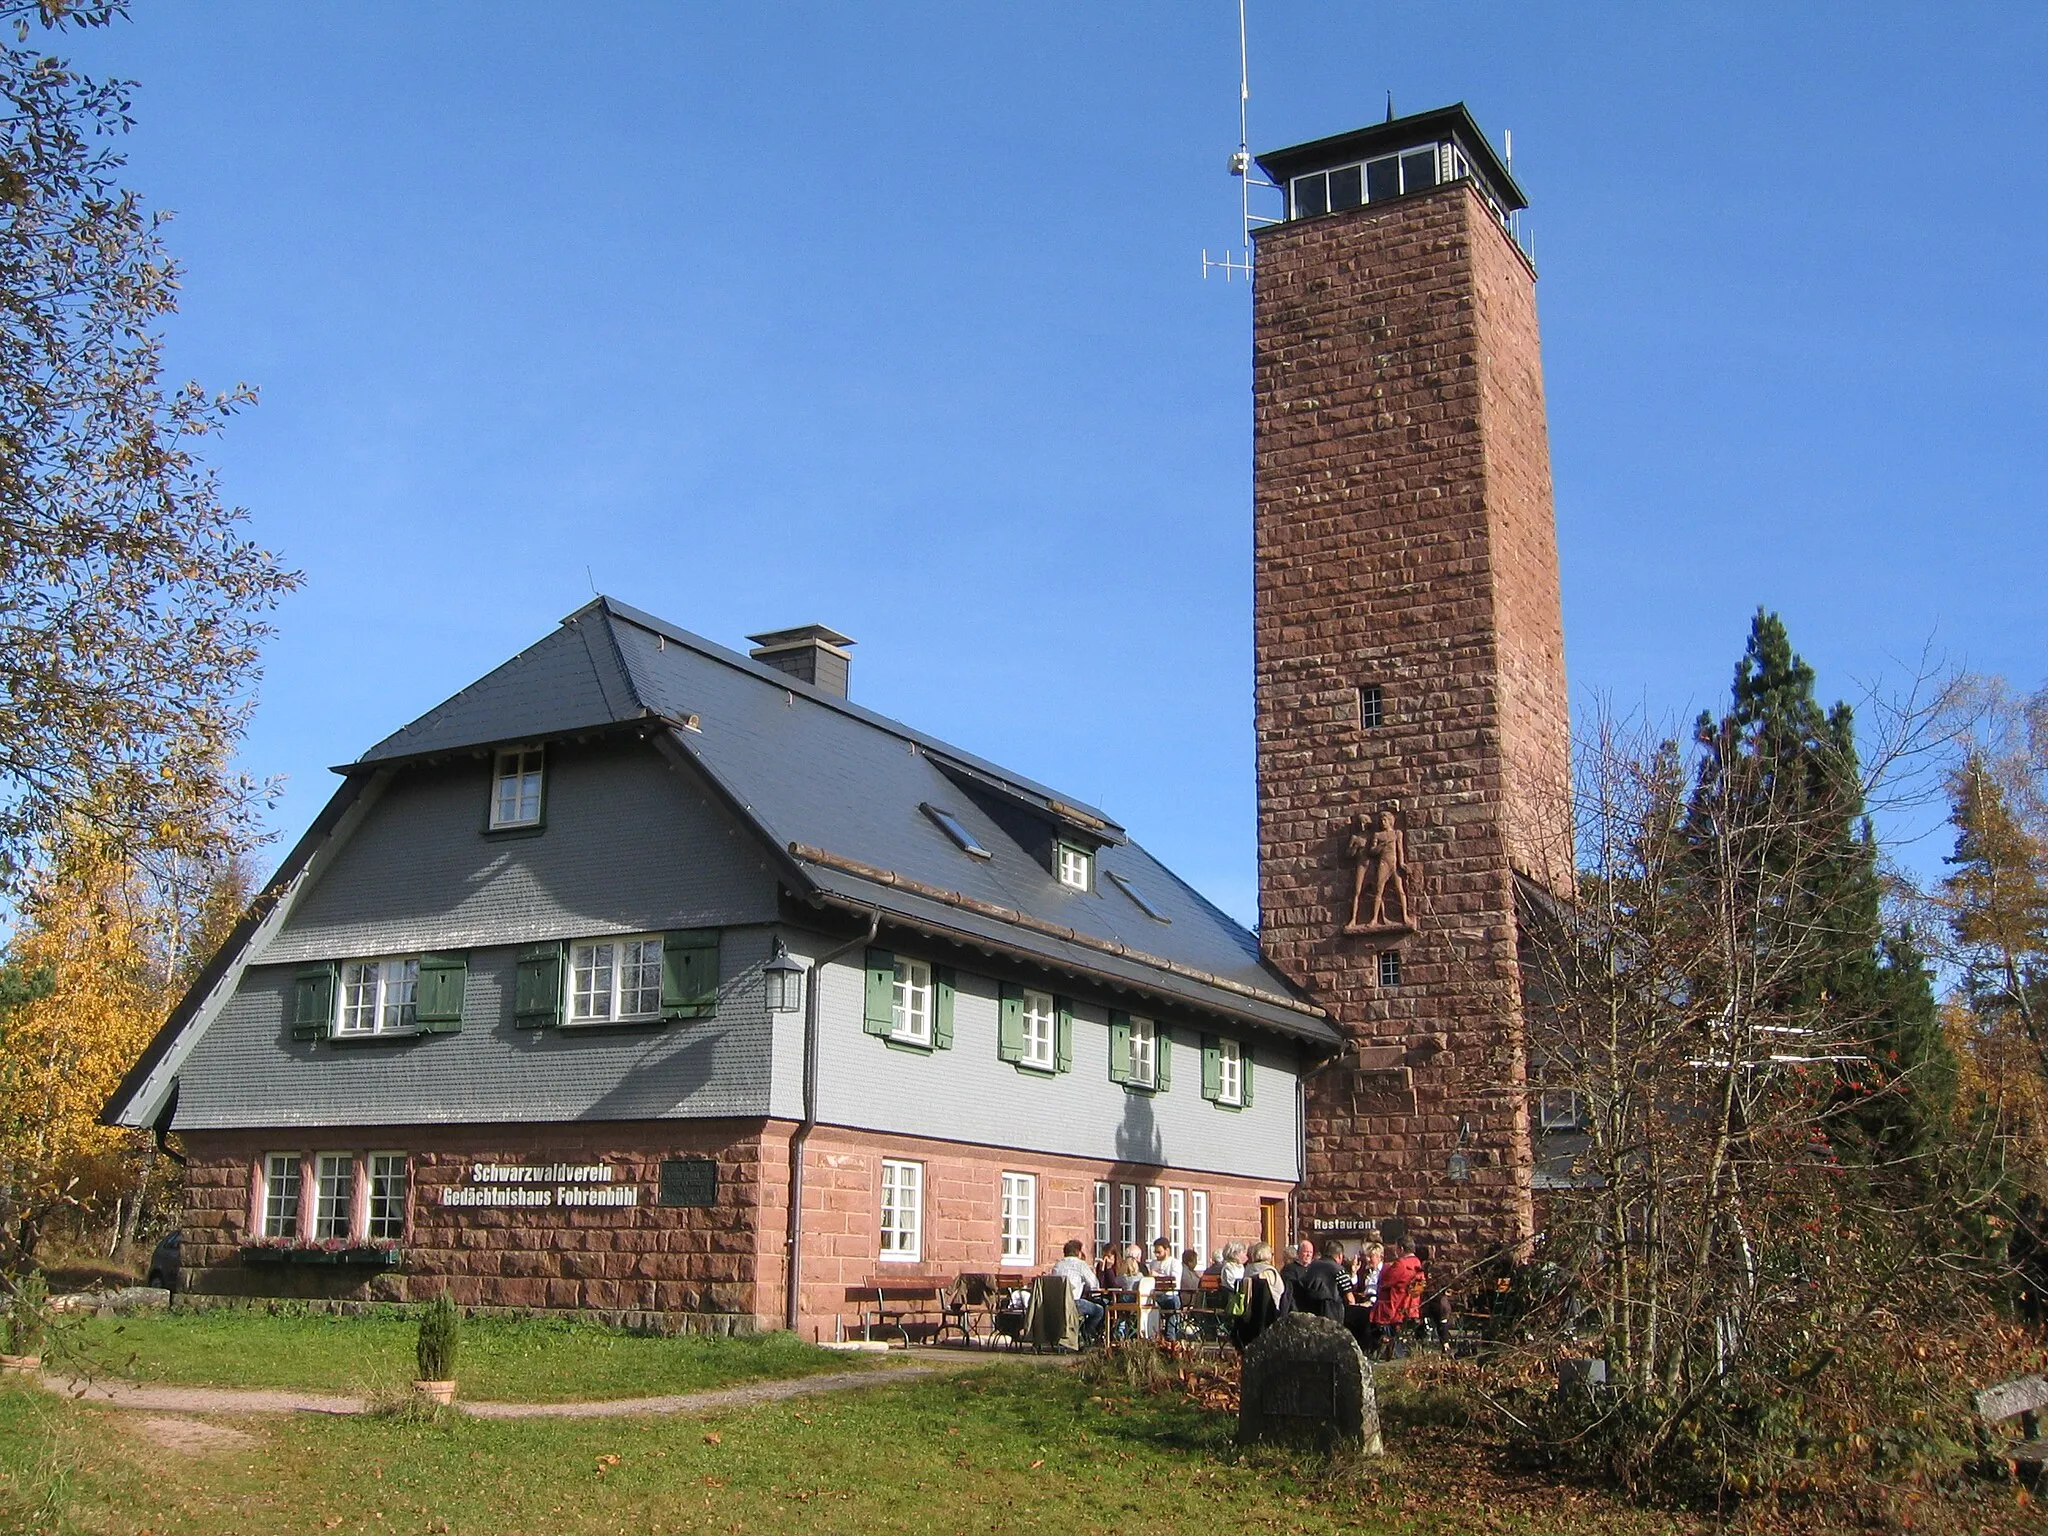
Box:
[313,1153,353,1240]
[879,1159,923,1263]
[1000,1172,1036,1267]
[892,958,933,1045]
[1218,1038,1244,1106]
[1358,682,1385,729]
[261,1153,302,1238]
[491,746,545,828]
[1118,1183,1138,1245]
[337,958,419,1036]
[1144,1187,1162,1245]
[1288,142,1448,219]
[568,936,664,1024]
[1539,1085,1587,1131]
[1169,1189,1186,1256]
[1093,1181,1111,1250]
[1020,989,1056,1069]
[1056,843,1091,891]
[366,1153,408,1241]
[1191,1190,1210,1264]
[1128,1016,1157,1088]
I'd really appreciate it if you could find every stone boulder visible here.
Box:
[1237,1312,1382,1452]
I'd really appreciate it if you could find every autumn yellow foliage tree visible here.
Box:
[0,827,175,1259]
[0,2,291,1266]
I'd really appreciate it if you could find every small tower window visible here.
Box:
[1358,684,1385,729]
[1378,950,1402,988]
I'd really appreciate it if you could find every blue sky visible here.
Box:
[64,4,2048,924]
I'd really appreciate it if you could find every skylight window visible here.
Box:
[1108,871,1170,923]
[920,803,991,860]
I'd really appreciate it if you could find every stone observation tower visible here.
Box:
[1250,105,1573,1264]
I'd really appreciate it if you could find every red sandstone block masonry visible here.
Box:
[1253,179,1572,1266]
[176,1119,1291,1338]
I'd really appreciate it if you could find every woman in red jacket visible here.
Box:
[1368,1239,1424,1358]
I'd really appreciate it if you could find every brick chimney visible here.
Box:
[747,625,855,698]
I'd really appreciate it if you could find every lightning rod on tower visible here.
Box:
[1203,0,1281,283]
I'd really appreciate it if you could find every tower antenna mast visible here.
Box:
[1204,0,1280,283]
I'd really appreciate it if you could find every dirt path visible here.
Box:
[37,1351,1050,1420]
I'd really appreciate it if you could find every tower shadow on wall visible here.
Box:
[1115,1091,1163,1170]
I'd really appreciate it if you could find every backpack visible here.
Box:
[1232,1270,1287,1351]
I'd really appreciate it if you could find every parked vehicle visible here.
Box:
[146,1231,181,1293]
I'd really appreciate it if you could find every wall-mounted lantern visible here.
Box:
[1445,1117,1473,1185]
[763,940,805,1014]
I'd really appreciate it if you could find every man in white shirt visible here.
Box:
[1052,1239,1103,1342]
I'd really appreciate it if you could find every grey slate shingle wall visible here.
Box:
[258,741,782,964]
[805,946,1303,1184]
[173,928,781,1130]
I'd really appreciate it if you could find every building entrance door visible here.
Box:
[1260,1199,1286,1253]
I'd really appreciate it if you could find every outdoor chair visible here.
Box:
[940,1272,1001,1347]
[1024,1273,1077,1352]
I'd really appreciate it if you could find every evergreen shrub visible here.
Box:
[415,1293,459,1381]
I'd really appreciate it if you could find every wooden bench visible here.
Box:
[847,1277,950,1345]
[1974,1374,2048,1475]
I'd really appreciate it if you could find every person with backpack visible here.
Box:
[1232,1241,1289,1351]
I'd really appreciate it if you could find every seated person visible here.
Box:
[1095,1241,1122,1294]
[1051,1238,1104,1342]
[1217,1241,1248,1289]
[1149,1238,1183,1336]
[1113,1244,1157,1337]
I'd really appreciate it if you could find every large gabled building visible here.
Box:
[105,97,1577,1330]
[104,597,1338,1336]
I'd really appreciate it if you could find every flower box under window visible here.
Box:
[238,1238,403,1268]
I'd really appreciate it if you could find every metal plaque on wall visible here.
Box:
[658,1158,717,1208]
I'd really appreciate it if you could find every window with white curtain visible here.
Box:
[1000,1173,1036,1266]
[880,1159,923,1263]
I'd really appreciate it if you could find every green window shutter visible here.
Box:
[1241,1043,1255,1107]
[933,966,956,1049]
[415,954,467,1033]
[997,983,1024,1062]
[291,964,337,1041]
[1056,999,1074,1074]
[1155,1027,1172,1093]
[514,942,564,1029]
[863,949,896,1037]
[661,929,721,1019]
[1201,1034,1221,1102]
[1107,1010,1131,1083]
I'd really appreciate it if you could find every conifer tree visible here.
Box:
[1686,611,1945,1169]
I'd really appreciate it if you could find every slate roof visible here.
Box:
[359,598,1334,1043]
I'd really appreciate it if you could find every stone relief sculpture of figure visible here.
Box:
[1344,805,1418,936]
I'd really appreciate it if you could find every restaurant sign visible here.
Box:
[439,1162,641,1210]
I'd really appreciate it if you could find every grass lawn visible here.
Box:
[2,1363,1722,1536]
[6,1316,2038,1536]
[58,1308,868,1403]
